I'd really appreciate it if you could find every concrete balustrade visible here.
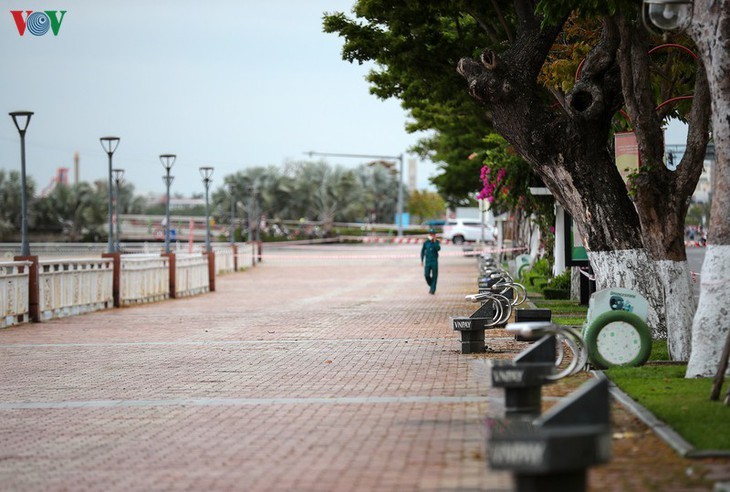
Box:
[214,245,236,274]
[38,258,114,321]
[120,255,170,306]
[236,242,256,269]
[174,253,210,298]
[0,242,260,328]
[0,261,31,328]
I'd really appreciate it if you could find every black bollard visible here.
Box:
[487,377,612,492]
[491,335,556,417]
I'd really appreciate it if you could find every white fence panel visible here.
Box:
[214,245,235,274]
[38,259,113,321]
[120,255,169,306]
[236,242,255,270]
[0,261,30,328]
[175,254,209,298]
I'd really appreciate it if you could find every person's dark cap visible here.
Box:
[428,228,436,234]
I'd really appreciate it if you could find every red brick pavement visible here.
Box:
[0,243,726,491]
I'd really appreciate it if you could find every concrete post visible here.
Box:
[163,252,176,299]
[101,252,121,307]
[14,255,39,322]
[207,251,216,292]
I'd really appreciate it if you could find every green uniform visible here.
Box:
[421,238,440,294]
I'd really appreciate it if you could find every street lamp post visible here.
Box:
[306,151,406,237]
[199,166,214,253]
[229,183,236,245]
[112,168,124,252]
[160,154,177,253]
[9,111,33,257]
[100,137,120,254]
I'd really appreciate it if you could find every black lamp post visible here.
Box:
[160,154,176,253]
[100,136,120,253]
[229,183,236,245]
[112,168,124,252]
[200,166,214,253]
[9,111,33,257]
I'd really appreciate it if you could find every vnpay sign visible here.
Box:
[11,10,67,36]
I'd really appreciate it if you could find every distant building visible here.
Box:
[144,193,205,210]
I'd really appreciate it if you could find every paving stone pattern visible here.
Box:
[0,243,725,491]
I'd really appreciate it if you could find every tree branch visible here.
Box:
[675,56,711,197]
[490,0,514,44]
[464,8,500,45]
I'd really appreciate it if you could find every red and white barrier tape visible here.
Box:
[578,268,595,281]
[361,236,450,244]
[266,245,527,260]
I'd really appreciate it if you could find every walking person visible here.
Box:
[421,229,441,295]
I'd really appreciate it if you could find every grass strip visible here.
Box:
[552,316,586,326]
[606,365,730,450]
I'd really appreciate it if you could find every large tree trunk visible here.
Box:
[686,2,730,377]
[616,14,711,361]
[655,259,696,359]
[458,9,711,360]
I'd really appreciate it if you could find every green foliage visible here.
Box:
[213,160,403,227]
[535,0,618,26]
[686,202,711,227]
[0,169,35,240]
[408,190,446,223]
[323,0,500,206]
[552,315,585,325]
[607,365,730,450]
[531,258,552,277]
[543,287,571,300]
[650,339,670,361]
[538,14,600,93]
[547,269,571,290]
[32,180,146,242]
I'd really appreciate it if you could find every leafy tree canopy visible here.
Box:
[324,0,507,206]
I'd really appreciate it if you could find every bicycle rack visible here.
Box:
[487,376,612,492]
[491,334,557,417]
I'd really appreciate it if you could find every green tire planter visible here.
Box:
[584,310,652,369]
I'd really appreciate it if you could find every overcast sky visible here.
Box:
[1,1,687,198]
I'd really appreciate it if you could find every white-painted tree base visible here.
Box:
[588,249,665,338]
[588,249,696,361]
[686,245,730,378]
[655,260,695,361]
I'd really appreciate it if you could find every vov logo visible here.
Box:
[11,10,67,36]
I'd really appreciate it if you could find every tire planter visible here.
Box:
[583,310,652,369]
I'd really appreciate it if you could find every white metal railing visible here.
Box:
[175,254,209,297]
[120,254,170,305]
[214,245,236,274]
[0,261,31,328]
[38,258,113,321]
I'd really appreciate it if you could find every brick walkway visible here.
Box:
[0,243,726,491]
